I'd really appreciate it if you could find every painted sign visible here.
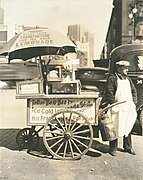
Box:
[16,31,54,48]
[27,98,96,125]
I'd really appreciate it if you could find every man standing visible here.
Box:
[104,60,137,156]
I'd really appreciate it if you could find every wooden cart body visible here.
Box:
[15,58,125,160]
[15,60,102,160]
[26,95,99,126]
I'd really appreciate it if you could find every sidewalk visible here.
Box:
[0,128,143,180]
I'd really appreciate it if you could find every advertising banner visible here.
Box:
[27,98,96,125]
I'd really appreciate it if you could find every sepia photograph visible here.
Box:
[0,0,143,179]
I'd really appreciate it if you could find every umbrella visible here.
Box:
[0,28,76,61]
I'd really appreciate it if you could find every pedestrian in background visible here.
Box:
[104,60,137,156]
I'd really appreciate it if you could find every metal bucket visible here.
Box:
[99,112,118,141]
[97,101,126,141]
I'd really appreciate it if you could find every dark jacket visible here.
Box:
[103,74,137,105]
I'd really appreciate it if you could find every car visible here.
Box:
[0,59,40,89]
[75,67,108,95]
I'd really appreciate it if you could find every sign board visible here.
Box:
[27,98,96,125]
[16,31,53,48]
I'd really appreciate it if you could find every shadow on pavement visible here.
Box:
[0,128,112,159]
[0,129,20,150]
[0,129,46,151]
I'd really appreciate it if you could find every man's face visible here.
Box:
[117,66,129,76]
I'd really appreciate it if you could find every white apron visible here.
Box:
[111,75,137,137]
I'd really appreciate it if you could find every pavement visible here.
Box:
[0,89,143,180]
[0,128,143,180]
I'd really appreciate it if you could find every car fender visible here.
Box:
[137,97,143,112]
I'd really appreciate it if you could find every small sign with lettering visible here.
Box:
[27,98,96,125]
[15,31,54,48]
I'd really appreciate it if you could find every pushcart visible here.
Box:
[16,87,101,160]
[0,28,125,160]
[15,57,124,160]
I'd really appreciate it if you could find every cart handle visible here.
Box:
[96,100,127,118]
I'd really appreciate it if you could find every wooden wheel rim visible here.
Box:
[43,110,93,160]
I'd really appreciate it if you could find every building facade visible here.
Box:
[0,0,4,24]
[101,0,143,59]
[67,24,94,67]
[0,2,7,50]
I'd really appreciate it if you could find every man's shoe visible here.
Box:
[109,150,117,156]
[124,148,136,155]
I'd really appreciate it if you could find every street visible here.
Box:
[0,89,143,180]
[0,130,143,180]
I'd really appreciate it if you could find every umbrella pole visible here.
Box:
[38,56,47,94]
[7,54,10,64]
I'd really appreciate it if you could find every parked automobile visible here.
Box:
[75,67,108,95]
[109,44,143,135]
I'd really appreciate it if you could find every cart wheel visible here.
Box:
[49,124,58,137]
[43,110,93,160]
[16,128,39,150]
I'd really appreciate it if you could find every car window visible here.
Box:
[76,69,107,80]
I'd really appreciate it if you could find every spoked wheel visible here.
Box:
[49,124,59,137]
[16,128,39,150]
[43,110,93,160]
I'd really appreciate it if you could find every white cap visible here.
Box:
[116,60,130,67]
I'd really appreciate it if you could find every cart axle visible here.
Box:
[64,130,73,140]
